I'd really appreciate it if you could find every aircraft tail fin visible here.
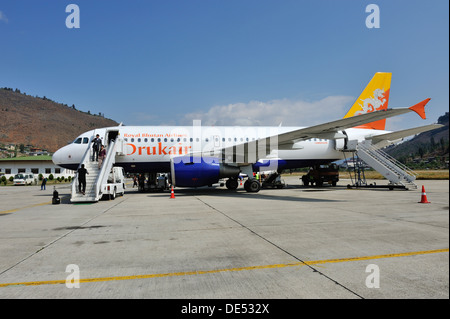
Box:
[344,72,392,130]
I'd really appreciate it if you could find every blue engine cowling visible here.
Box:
[171,156,240,187]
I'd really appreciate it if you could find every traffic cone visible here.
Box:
[170,186,175,199]
[418,185,430,203]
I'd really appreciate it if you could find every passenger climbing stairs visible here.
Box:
[71,139,119,202]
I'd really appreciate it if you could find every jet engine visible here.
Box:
[170,156,240,187]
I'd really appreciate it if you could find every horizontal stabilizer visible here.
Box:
[370,124,444,148]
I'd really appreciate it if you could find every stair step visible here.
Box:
[356,141,417,188]
[71,138,119,203]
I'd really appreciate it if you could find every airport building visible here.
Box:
[0,155,74,180]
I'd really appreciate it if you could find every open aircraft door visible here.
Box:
[106,129,125,155]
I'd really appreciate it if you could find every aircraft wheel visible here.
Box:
[246,180,261,193]
[226,178,238,190]
[244,180,250,191]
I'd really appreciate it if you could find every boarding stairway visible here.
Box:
[354,140,418,189]
[71,139,119,202]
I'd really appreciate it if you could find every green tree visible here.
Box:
[418,147,425,159]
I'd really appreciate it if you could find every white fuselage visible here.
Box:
[52,125,389,173]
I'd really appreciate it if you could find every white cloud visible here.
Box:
[0,11,8,23]
[182,95,355,127]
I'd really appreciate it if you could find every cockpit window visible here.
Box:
[82,137,89,144]
[73,138,82,144]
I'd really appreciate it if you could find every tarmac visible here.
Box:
[0,176,448,300]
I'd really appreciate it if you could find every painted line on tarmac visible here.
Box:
[0,201,51,215]
[0,248,448,288]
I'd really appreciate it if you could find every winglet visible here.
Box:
[409,98,431,119]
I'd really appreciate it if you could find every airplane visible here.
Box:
[52,72,443,193]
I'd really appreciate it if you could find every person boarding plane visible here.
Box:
[52,73,443,200]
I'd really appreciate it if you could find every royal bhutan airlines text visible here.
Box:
[124,132,192,156]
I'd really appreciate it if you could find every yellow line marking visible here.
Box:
[0,248,447,288]
[0,201,51,215]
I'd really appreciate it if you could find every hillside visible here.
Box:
[0,88,119,152]
[385,112,449,168]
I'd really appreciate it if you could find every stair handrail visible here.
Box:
[71,143,93,199]
[94,139,118,199]
[358,141,417,181]
[372,147,418,178]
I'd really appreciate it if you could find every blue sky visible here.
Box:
[0,0,448,131]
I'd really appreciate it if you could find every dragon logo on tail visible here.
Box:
[355,88,386,115]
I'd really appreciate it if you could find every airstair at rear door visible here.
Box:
[71,138,120,202]
[354,140,418,189]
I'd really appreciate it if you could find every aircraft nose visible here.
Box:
[52,148,63,165]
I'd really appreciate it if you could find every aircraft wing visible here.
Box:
[190,98,433,164]
[274,98,431,144]
[275,107,411,144]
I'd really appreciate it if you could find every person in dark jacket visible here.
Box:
[40,177,47,190]
[77,164,89,195]
[92,134,102,161]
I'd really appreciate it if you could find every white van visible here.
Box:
[101,167,126,200]
[13,173,35,186]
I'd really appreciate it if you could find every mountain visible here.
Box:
[0,88,119,152]
[385,112,449,166]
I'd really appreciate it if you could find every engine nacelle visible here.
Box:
[170,156,240,187]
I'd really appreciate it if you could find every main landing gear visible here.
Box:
[225,177,261,192]
[244,179,261,192]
